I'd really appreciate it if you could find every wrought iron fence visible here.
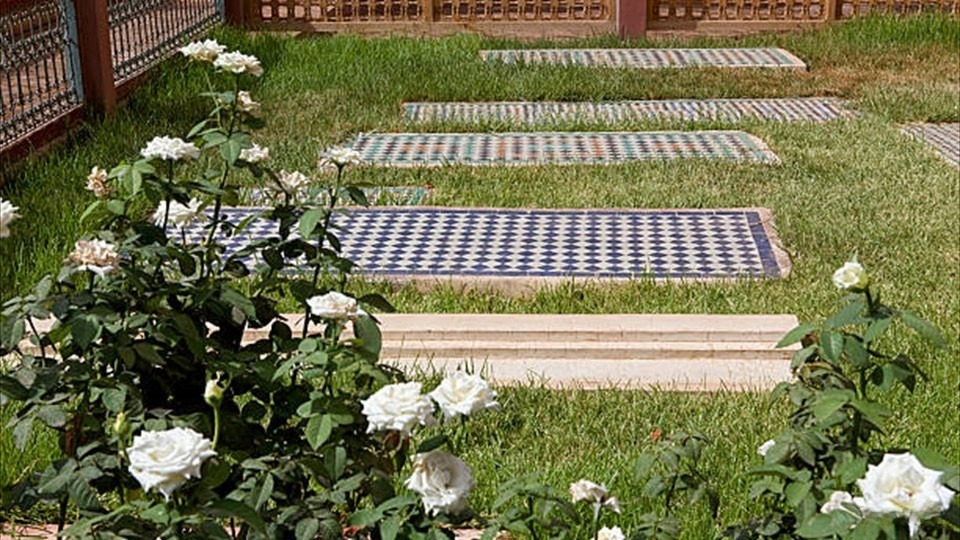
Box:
[0,0,82,151]
[109,0,224,82]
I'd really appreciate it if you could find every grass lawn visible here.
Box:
[1,14,958,536]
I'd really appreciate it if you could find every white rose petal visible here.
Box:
[178,39,225,62]
[429,371,498,421]
[319,146,362,169]
[153,198,206,228]
[0,197,20,238]
[820,490,863,516]
[832,260,869,291]
[404,450,474,516]
[213,51,263,77]
[597,526,625,540]
[141,136,200,161]
[306,291,360,322]
[856,452,955,537]
[361,382,435,436]
[236,91,260,114]
[757,439,776,457]
[127,427,216,500]
[85,166,113,198]
[239,143,269,163]
[570,479,609,504]
[68,239,120,276]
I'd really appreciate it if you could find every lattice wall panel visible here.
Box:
[435,0,611,21]
[837,0,958,16]
[256,1,427,23]
[650,0,828,22]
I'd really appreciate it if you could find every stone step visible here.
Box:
[348,131,781,166]
[22,314,799,390]
[405,98,853,124]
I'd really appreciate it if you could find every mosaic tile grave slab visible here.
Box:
[183,207,791,285]
[405,98,853,124]
[350,132,780,166]
[245,185,431,206]
[900,123,960,167]
[480,48,807,69]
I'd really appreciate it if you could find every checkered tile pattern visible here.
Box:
[480,48,807,69]
[186,207,787,279]
[405,98,853,124]
[245,186,431,206]
[350,132,780,166]
[900,123,960,167]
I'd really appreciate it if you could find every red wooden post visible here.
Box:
[618,0,647,38]
[224,0,246,26]
[73,0,116,115]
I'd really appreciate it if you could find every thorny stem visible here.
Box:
[27,318,48,361]
[204,75,242,260]
[301,166,344,340]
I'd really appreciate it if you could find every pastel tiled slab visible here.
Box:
[900,123,960,167]
[480,48,807,69]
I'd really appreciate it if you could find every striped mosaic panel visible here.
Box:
[405,98,853,124]
[900,123,960,167]
[181,207,790,281]
[350,131,781,166]
[480,48,807,69]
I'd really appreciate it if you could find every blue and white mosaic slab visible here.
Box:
[405,98,853,124]
[900,123,960,167]
[186,207,791,283]
[480,48,807,69]
[349,132,780,166]
[244,185,431,206]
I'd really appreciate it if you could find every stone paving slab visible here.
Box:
[405,98,854,124]
[900,123,960,167]
[349,131,781,166]
[183,207,791,291]
[480,48,807,69]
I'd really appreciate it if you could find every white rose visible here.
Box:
[319,147,362,169]
[67,239,120,276]
[275,170,312,194]
[832,260,869,291]
[236,91,260,114]
[127,427,216,500]
[0,197,20,238]
[856,453,955,537]
[213,51,263,77]
[757,439,776,457]
[429,371,498,421]
[153,198,206,228]
[404,450,474,516]
[361,382,435,436]
[178,39,225,62]
[306,291,360,322]
[141,136,200,161]
[820,490,865,515]
[239,143,269,163]
[85,166,113,198]
[570,479,620,512]
[597,526,625,540]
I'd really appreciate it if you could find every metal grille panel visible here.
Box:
[435,0,611,21]
[108,0,223,83]
[0,0,81,151]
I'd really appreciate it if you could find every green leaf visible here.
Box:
[12,418,33,450]
[71,316,101,350]
[101,387,126,413]
[37,404,67,428]
[299,208,325,238]
[221,287,255,319]
[201,458,231,489]
[295,518,319,540]
[380,515,402,540]
[358,293,395,313]
[325,446,347,481]
[812,390,853,421]
[819,331,843,363]
[306,414,334,451]
[777,324,816,348]
[785,480,812,507]
[202,131,228,148]
[347,508,383,527]
[790,345,818,370]
[353,315,382,355]
[417,435,448,454]
[254,474,274,511]
[140,503,171,525]
[836,457,868,484]
[825,299,865,329]
[863,317,893,344]
[899,311,946,348]
[68,476,103,511]
[205,499,267,535]
[843,335,870,369]
[797,512,856,538]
